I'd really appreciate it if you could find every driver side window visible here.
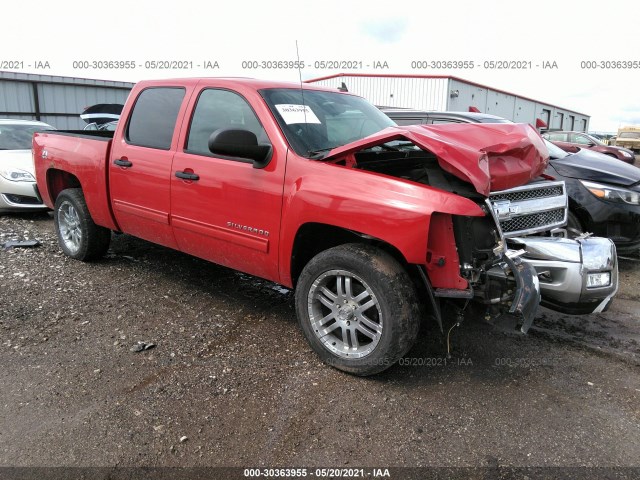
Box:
[186,89,269,157]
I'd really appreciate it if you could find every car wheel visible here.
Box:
[54,188,111,261]
[566,211,584,238]
[295,243,420,376]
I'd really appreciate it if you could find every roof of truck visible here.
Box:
[136,77,347,92]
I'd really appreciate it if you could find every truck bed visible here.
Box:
[33,130,119,230]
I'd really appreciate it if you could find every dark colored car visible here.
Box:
[381,109,640,254]
[545,141,640,254]
[542,131,635,164]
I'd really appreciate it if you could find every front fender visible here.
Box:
[278,158,485,286]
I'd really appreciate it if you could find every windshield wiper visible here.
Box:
[307,147,339,159]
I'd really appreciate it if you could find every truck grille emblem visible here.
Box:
[492,200,519,220]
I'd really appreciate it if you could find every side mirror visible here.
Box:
[208,129,272,168]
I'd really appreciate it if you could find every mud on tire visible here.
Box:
[295,243,421,376]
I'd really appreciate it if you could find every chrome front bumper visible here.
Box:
[508,236,618,315]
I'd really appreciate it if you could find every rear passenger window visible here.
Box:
[186,89,269,157]
[126,87,185,150]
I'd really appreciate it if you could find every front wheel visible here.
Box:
[54,188,111,261]
[295,244,421,376]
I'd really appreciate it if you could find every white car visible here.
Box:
[0,119,55,213]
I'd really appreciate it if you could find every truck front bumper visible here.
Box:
[509,236,618,315]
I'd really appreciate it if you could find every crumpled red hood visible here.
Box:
[323,123,549,196]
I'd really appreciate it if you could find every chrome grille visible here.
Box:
[489,181,568,237]
[500,208,565,234]
[491,185,564,202]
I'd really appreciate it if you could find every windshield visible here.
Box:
[544,139,569,159]
[0,123,54,150]
[260,88,396,158]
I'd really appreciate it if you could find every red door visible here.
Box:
[109,86,188,248]
[169,87,286,282]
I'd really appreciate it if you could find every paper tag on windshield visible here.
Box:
[275,104,321,124]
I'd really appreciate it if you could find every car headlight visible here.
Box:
[621,150,633,158]
[581,180,640,205]
[0,168,35,182]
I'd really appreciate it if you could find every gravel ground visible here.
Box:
[0,213,639,474]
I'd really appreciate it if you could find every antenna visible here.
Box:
[295,40,308,124]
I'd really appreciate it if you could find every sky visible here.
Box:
[3,0,638,132]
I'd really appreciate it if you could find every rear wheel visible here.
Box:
[54,188,111,261]
[295,244,420,376]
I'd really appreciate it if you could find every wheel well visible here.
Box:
[290,223,409,287]
[568,199,590,230]
[47,170,81,204]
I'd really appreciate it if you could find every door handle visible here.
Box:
[114,158,133,167]
[175,171,200,181]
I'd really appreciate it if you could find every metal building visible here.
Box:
[305,74,590,131]
[0,71,134,130]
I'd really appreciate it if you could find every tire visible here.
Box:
[54,188,111,261]
[295,243,421,376]
[566,211,584,238]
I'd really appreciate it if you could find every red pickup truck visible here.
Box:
[33,78,618,375]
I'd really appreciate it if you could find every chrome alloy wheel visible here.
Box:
[307,269,383,358]
[57,200,82,254]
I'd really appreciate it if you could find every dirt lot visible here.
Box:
[0,213,639,475]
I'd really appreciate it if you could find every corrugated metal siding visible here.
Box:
[310,75,448,110]
[37,84,130,118]
[38,115,80,130]
[0,71,133,88]
[309,75,590,130]
[0,71,134,130]
[0,80,33,113]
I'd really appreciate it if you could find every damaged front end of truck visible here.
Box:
[323,123,618,333]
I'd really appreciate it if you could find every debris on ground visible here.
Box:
[130,341,156,352]
[3,239,41,249]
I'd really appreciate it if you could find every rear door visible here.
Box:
[109,86,189,248]
[169,87,285,282]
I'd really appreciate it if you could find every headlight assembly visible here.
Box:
[0,168,35,182]
[580,180,640,205]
